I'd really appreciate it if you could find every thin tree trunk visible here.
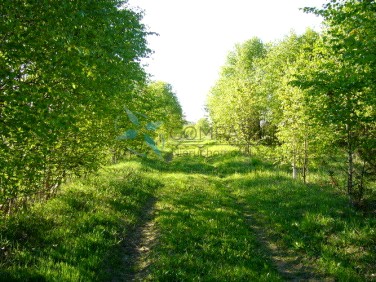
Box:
[357,159,367,204]
[346,124,353,197]
[245,142,251,156]
[292,149,298,179]
[292,165,298,179]
[302,139,308,184]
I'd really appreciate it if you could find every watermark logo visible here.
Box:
[168,125,238,141]
[160,125,253,157]
[115,106,257,158]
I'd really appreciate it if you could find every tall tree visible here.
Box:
[261,30,335,182]
[207,37,266,153]
[297,0,376,202]
[114,81,184,157]
[0,0,150,213]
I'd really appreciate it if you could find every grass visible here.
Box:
[143,168,281,280]
[141,150,375,281]
[228,170,376,280]
[1,146,375,281]
[0,163,160,281]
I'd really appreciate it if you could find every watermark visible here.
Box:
[115,106,262,158]
[171,146,251,158]
[167,125,239,142]
[159,125,255,157]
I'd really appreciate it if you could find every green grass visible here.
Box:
[144,170,281,281]
[1,147,375,281]
[0,162,160,281]
[228,170,376,281]
[141,150,375,281]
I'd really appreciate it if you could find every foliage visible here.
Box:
[0,162,160,281]
[296,0,376,202]
[0,0,150,213]
[113,81,184,159]
[143,81,184,135]
[207,0,375,203]
[260,30,336,182]
[195,117,211,138]
[207,37,267,152]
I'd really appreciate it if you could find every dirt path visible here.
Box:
[111,197,158,282]
[111,169,333,281]
[229,194,334,281]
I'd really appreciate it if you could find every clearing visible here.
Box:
[0,151,375,281]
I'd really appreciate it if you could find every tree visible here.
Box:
[195,118,211,140]
[114,81,184,158]
[207,37,266,154]
[143,81,184,136]
[260,30,335,182]
[297,0,376,202]
[0,0,150,213]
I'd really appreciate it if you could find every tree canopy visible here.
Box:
[207,0,375,203]
[0,0,153,212]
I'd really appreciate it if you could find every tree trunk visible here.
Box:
[245,142,251,156]
[302,139,308,184]
[292,149,298,179]
[292,165,298,179]
[346,124,354,197]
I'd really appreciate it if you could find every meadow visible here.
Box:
[0,147,375,281]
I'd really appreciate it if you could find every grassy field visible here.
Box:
[0,164,160,281]
[1,148,375,281]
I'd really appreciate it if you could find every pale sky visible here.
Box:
[127,0,327,122]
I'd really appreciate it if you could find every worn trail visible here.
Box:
[115,157,332,281]
[111,197,157,282]
[228,193,333,282]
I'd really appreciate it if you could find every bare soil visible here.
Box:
[111,197,158,282]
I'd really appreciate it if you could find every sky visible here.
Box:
[127,0,328,122]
